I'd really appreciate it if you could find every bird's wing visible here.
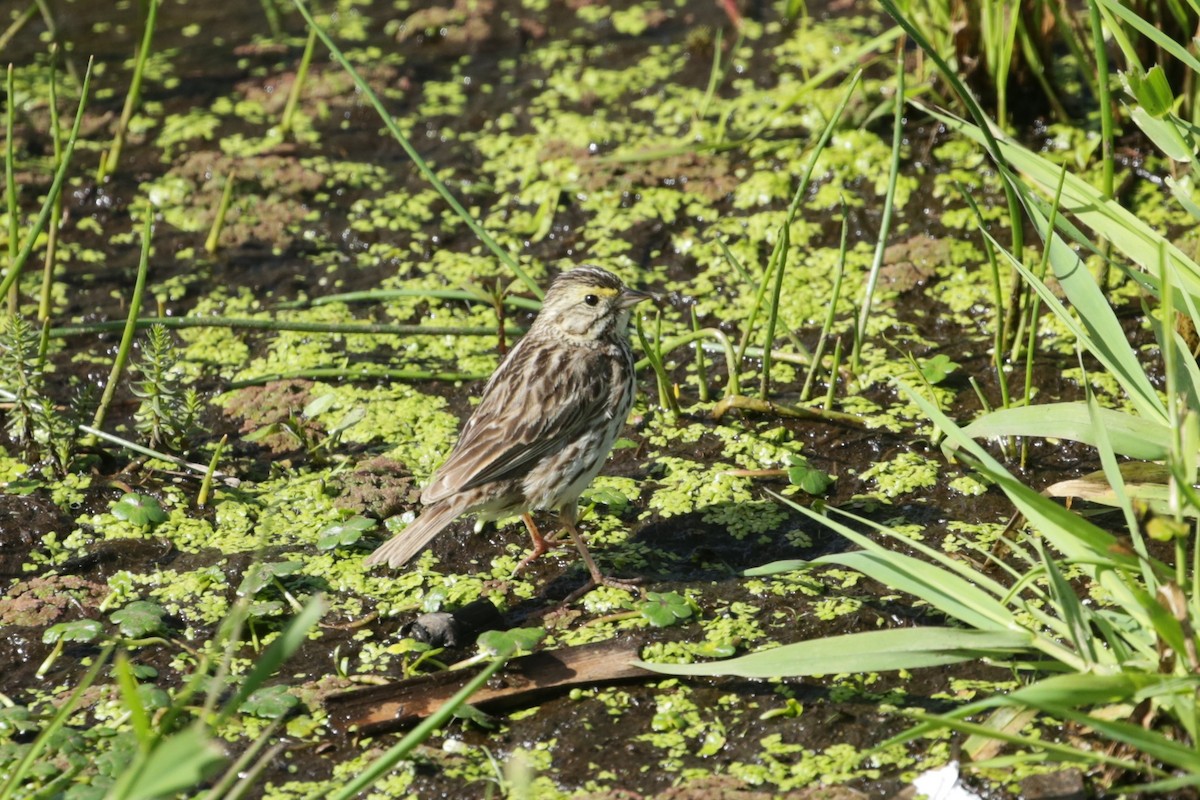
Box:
[421,340,614,504]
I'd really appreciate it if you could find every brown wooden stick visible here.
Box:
[326,638,653,735]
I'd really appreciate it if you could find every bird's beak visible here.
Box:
[617,287,661,310]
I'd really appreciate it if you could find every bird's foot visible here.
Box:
[512,541,565,576]
[560,573,644,605]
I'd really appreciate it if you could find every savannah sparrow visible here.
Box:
[365,266,656,592]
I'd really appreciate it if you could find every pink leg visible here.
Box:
[557,507,642,603]
[513,513,553,575]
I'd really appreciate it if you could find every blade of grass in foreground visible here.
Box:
[0,645,115,800]
[323,641,520,800]
[900,382,1161,628]
[961,402,1172,461]
[635,627,1032,677]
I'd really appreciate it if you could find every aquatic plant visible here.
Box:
[640,0,1200,790]
[131,324,201,452]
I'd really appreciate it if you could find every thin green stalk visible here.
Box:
[1014,20,1069,123]
[204,171,236,253]
[201,719,283,800]
[0,4,38,54]
[32,0,76,85]
[691,307,709,403]
[852,48,904,373]
[290,0,541,298]
[735,237,782,369]
[259,0,283,38]
[660,327,740,397]
[1193,518,1200,627]
[1020,168,1068,468]
[197,435,227,507]
[6,63,17,315]
[989,1,1019,128]
[717,234,806,360]
[39,53,63,321]
[876,0,1024,275]
[228,367,489,388]
[323,648,518,800]
[800,209,848,402]
[824,337,843,410]
[654,309,676,413]
[958,182,1011,410]
[50,316,522,338]
[224,741,287,800]
[635,313,680,418]
[75,423,233,481]
[279,27,317,138]
[1047,0,1099,105]
[969,375,994,415]
[36,317,51,369]
[715,235,811,369]
[1088,0,1115,289]
[736,70,862,373]
[893,708,1156,777]
[100,0,158,181]
[90,209,154,433]
[697,27,724,122]
[0,58,92,301]
[760,221,789,398]
[113,654,153,750]
[1018,305,1041,467]
[1160,240,1182,521]
[301,286,543,311]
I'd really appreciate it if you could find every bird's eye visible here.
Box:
[584,294,599,306]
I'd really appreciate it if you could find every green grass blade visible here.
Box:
[963,402,1171,460]
[816,550,1015,632]
[89,208,152,433]
[108,725,225,800]
[324,643,518,800]
[0,57,92,301]
[987,224,1166,422]
[634,627,1033,678]
[901,383,1161,622]
[930,103,1200,324]
[214,594,325,728]
[1035,539,1098,665]
[1094,0,1200,75]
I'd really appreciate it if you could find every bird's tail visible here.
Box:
[364,501,462,569]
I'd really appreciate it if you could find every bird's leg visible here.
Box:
[513,513,555,576]
[559,512,642,602]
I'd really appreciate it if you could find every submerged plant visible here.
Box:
[131,323,201,452]
[0,314,73,472]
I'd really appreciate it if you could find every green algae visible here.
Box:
[948,473,990,496]
[855,452,941,499]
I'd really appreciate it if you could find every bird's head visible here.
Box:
[533,266,657,341]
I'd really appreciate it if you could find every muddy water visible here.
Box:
[0,1,1112,798]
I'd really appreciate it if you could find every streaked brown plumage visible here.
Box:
[365,266,655,591]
